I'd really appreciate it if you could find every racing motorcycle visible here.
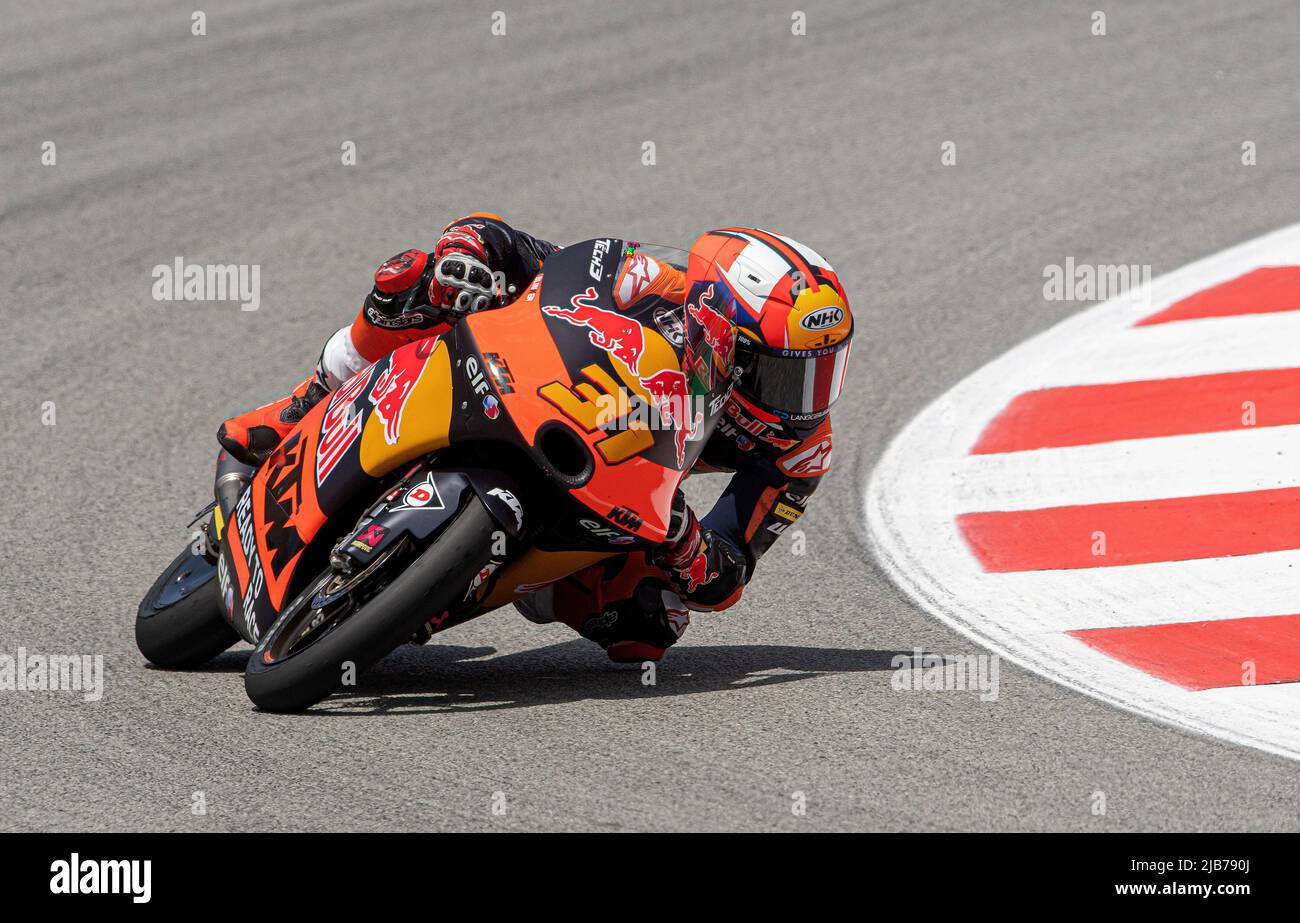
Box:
[136,240,738,711]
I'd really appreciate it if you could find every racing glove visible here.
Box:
[430,251,499,316]
[426,224,502,317]
[654,490,747,609]
[363,248,449,329]
[364,234,500,332]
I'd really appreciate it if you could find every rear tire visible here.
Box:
[136,547,240,668]
[244,497,497,712]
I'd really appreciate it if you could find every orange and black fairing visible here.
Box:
[467,239,735,540]
[221,335,456,637]
[221,240,737,640]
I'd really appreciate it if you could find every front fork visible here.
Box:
[179,451,258,565]
[326,459,529,638]
[213,450,258,542]
[206,449,526,640]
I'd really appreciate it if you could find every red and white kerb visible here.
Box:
[867,223,1300,761]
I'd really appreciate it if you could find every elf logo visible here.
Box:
[464,356,491,396]
[580,518,636,544]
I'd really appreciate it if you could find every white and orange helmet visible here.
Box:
[686,228,853,437]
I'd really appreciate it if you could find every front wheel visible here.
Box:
[244,497,498,712]
[136,546,240,668]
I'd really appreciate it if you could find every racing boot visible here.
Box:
[217,373,330,467]
[514,556,690,662]
[584,584,690,663]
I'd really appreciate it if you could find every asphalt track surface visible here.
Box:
[3,0,1299,832]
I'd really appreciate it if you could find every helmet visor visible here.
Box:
[738,337,852,423]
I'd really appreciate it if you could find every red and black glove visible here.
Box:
[360,248,453,334]
[654,491,747,609]
[426,223,500,316]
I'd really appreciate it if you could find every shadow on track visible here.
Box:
[310,641,908,716]
[181,641,909,715]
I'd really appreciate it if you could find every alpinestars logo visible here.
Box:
[617,253,661,308]
[778,438,832,477]
[365,303,439,329]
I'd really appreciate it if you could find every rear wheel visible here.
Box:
[136,546,240,668]
[244,497,498,712]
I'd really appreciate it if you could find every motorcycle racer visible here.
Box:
[218,214,853,663]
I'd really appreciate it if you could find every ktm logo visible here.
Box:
[262,433,306,580]
[608,505,644,531]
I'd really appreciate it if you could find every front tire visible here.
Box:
[244,497,497,712]
[136,546,240,668]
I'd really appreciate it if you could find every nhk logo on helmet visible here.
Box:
[788,286,852,350]
[801,306,844,330]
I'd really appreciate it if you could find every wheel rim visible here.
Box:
[259,537,409,664]
[147,551,217,614]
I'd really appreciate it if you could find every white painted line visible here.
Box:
[925,551,1300,631]
[1032,311,1300,389]
[950,425,1300,512]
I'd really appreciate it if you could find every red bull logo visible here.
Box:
[543,287,646,375]
[679,547,718,594]
[316,366,373,486]
[687,283,735,367]
[369,338,436,446]
[641,368,702,468]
